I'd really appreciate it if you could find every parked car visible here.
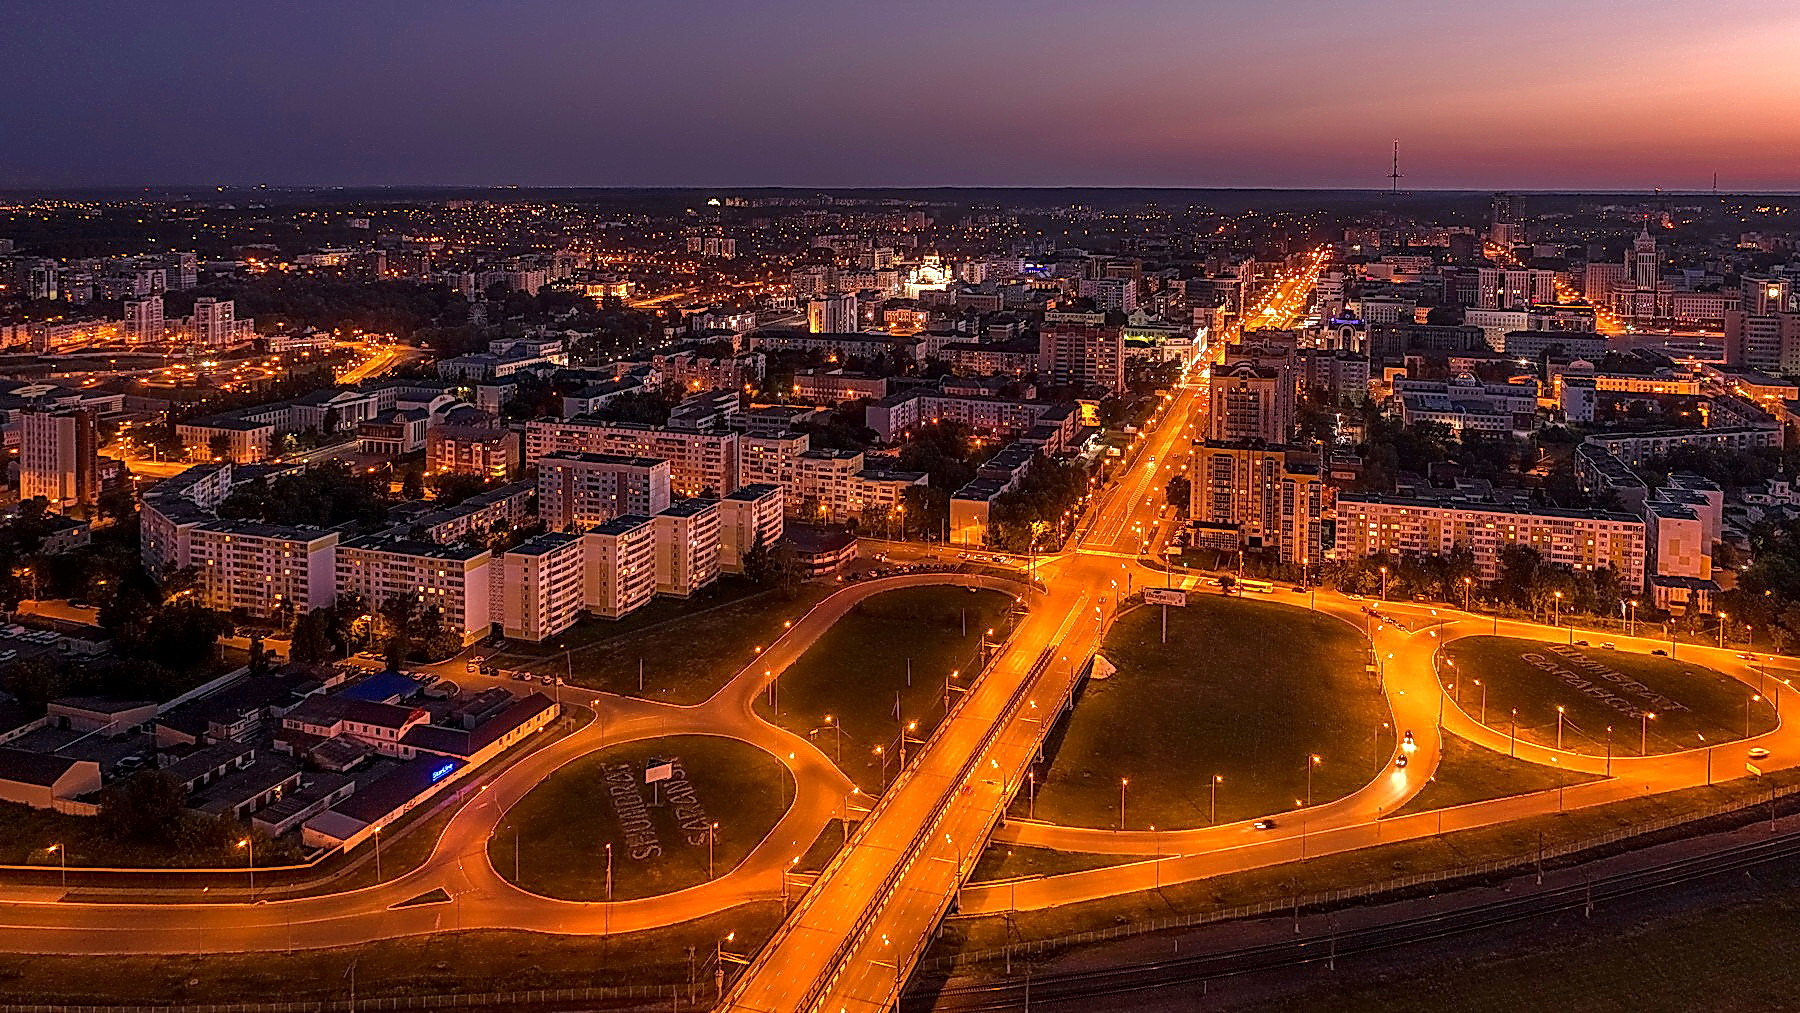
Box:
[1749,747,1772,761]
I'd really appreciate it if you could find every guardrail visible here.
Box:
[721,588,1040,1011]
[923,777,1800,973]
[0,982,692,1012]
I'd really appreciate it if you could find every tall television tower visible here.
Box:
[1387,140,1404,194]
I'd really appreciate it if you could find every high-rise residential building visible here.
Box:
[1037,310,1124,393]
[718,484,785,572]
[188,522,339,617]
[1333,494,1646,590]
[537,452,672,531]
[582,515,658,619]
[1207,362,1293,443]
[500,531,585,643]
[1193,441,1325,566]
[1488,192,1518,246]
[653,499,722,597]
[807,292,858,334]
[191,297,236,348]
[334,537,494,646]
[122,295,164,345]
[19,407,97,510]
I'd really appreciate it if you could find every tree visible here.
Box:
[743,533,777,587]
[1165,474,1191,517]
[100,771,188,846]
[208,432,232,461]
[290,608,335,663]
[400,470,425,501]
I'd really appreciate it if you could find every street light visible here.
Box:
[1306,754,1321,807]
[1748,694,1761,739]
[46,843,64,891]
[1462,576,1473,612]
[1473,678,1487,724]
[1211,775,1222,825]
[1119,778,1129,831]
[1641,711,1656,755]
[1719,611,1729,649]
[1555,705,1566,750]
[708,822,719,879]
[236,837,254,898]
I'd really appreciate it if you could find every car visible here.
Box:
[1252,818,1277,831]
[539,675,554,685]
[1394,754,1408,768]
[465,661,477,673]
[1652,649,1668,656]
[1602,642,1616,650]
[1574,639,1588,647]
[1738,652,1756,661]
[1749,747,1772,761]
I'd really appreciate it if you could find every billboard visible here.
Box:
[1144,588,1188,606]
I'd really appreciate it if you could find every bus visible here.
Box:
[1237,578,1275,594]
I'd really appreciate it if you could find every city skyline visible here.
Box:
[5,0,1800,191]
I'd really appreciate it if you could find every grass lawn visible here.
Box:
[0,911,781,1004]
[1395,733,1604,816]
[491,735,791,901]
[492,578,831,705]
[970,844,1127,883]
[755,586,1016,794]
[1443,637,1774,755]
[1023,596,1380,830]
[943,766,1800,959]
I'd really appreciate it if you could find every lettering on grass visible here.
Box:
[604,762,662,860]
[1519,652,1689,719]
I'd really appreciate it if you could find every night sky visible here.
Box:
[4,0,1798,191]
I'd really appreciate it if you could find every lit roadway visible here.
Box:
[965,597,1798,916]
[0,572,1029,953]
[721,251,1327,1011]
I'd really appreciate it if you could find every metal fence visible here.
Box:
[925,778,1800,972]
[0,982,702,1013]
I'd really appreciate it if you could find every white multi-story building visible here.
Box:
[500,531,585,643]
[807,293,858,334]
[189,521,339,618]
[718,484,785,572]
[122,296,164,345]
[334,537,493,646]
[19,407,97,510]
[582,515,658,619]
[537,452,672,531]
[653,499,722,597]
[1334,494,1646,589]
[526,419,741,497]
[191,297,237,348]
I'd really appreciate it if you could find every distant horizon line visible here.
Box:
[1,183,1794,197]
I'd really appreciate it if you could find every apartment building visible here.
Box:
[537,452,672,531]
[426,425,521,479]
[19,407,97,510]
[1208,362,1293,443]
[1193,441,1326,566]
[1334,494,1646,589]
[1582,426,1781,469]
[718,484,785,572]
[189,521,339,618]
[334,537,494,645]
[500,531,585,643]
[864,387,1061,443]
[526,418,741,497]
[653,499,722,597]
[582,515,658,619]
[1037,310,1124,393]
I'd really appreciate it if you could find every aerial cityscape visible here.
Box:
[3,4,1800,1012]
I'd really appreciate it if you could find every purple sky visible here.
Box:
[4,0,1798,190]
